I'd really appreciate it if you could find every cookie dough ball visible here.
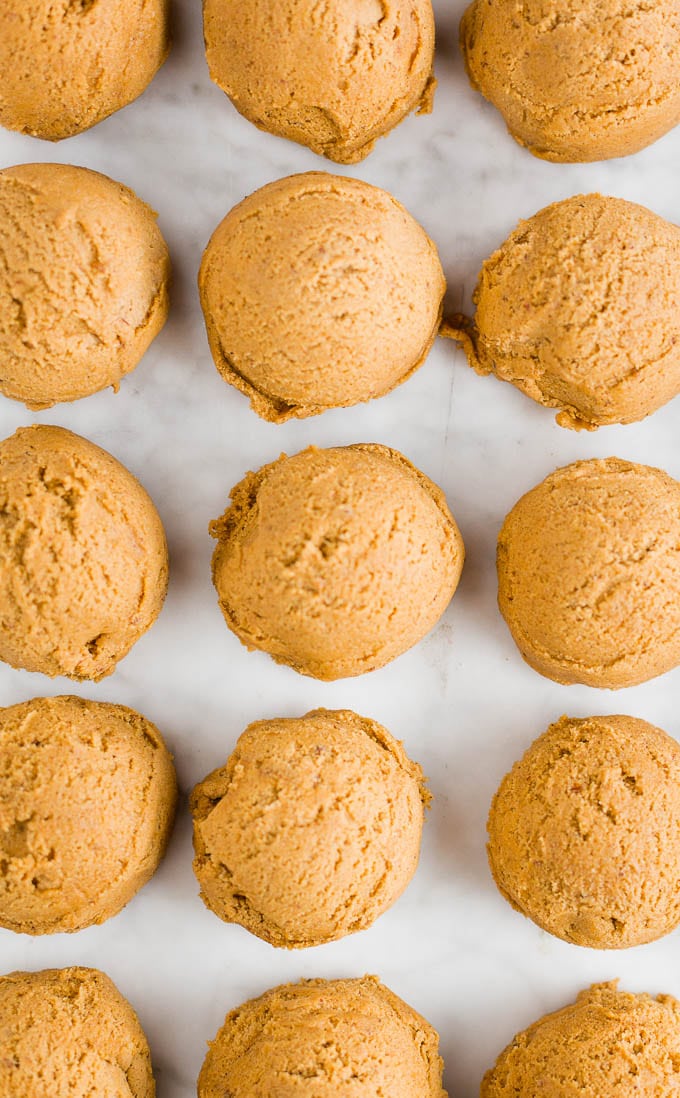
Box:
[0,1,169,141]
[0,967,154,1097]
[0,696,176,935]
[191,709,428,947]
[199,173,445,422]
[482,982,680,1097]
[488,715,680,948]
[203,0,435,163]
[198,976,446,1098]
[443,195,680,430]
[460,0,680,162]
[210,444,464,680]
[0,425,168,681]
[0,163,170,409]
[497,458,680,688]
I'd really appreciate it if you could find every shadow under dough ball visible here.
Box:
[443,194,680,430]
[0,163,170,409]
[497,457,680,688]
[0,696,177,935]
[210,444,464,680]
[0,0,169,140]
[488,715,680,949]
[0,425,169,681]
[191,709,428,948]
[0,967,155,1097]
[198,976,446,1098]
[203,0,435,163]
[482,982,680,1097]
[198,172,446,422]
[460,0,680,161]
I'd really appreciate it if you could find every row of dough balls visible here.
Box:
[4,696,680,954]
[1,1,679,164]
[2,162,680,430]
[2,969,679,1097]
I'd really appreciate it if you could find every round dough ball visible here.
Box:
[199,172,445,422]
[210,444,464,680]
[0,1,169,141]
[0,695,177,935]
[203,0,435,163]
[0,967,155,1097]
[198,976,446,1098]
[0,424,169,681]
[488,714,680,949]
[0,163,170,409]
[444,194,680,430]
[460,0,680,162]
[497,457,680,688]
[191,708,428,947]
[482,982,680,1098]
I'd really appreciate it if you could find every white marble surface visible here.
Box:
[1,1,680,1094]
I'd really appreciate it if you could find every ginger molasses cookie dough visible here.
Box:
[199,172,445,422]
[210,444,464,680]
[0,425,169,681]
[0,163,170,408]
[191,709,428,947]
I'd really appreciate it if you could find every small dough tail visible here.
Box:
[439,313,486,374]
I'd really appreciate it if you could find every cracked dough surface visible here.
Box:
[0,162,170,409]
[203,0,435,163]
[443,194,680,430]
[487,714,680,949]
[482,982,680,1097]
[190,708,428,947]
[198,975,446,1098]
[198,172,445,422]
[460,0,680,162]
[210,443,464,680]
[0,967,155,1097]
[0,0,169,141]
[0,424,169,681]
[0,695,177,935]
[497,457,680,688]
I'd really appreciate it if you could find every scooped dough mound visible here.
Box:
[0,0,169,140]
[497,457,680,688]
[482,982,680,1097]
[0,695,177,935]
[0,967,155,1097]
[203,0,436,163]
[198,976,447,1098]
[0,163,170,408]
[191,708,428,947]
[488,714,680,949]
[443,194,680,429]
[0,424,169,681]
[460,0,680,162]
[198,172,445,422]
[210,444,464,680]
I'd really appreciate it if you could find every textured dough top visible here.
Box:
[191,709,428,947]
[488,714,680,949]
[0,967,155,1098]
[198,976,447,1098]
[461,0,680,161]
[0,695,177,935]
[203,0,436,163]
[210,444,464,680]
[0,163,170,408]
[497,458,680,688]
[447,194,680,430]
[0,0,169,140]
[482,982,680,1097]
[0,425,168,681]
[199,172,445,422]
